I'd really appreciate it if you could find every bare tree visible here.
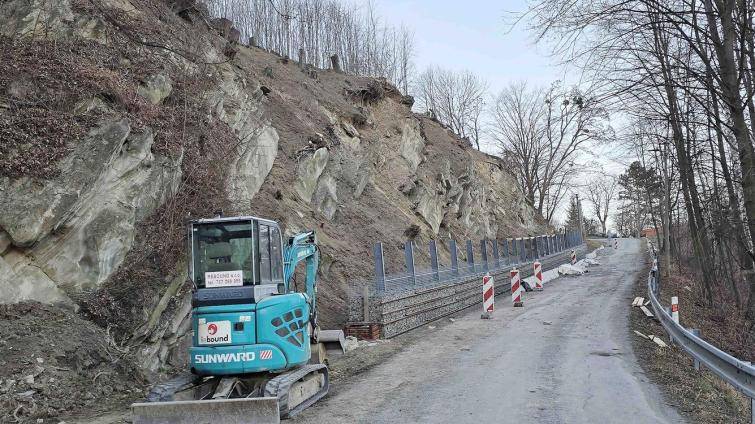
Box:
[586,176,618,235]
[489,81,606,223]
[414,66,488,148]
[523,0,755,323]
[205,0,416,92]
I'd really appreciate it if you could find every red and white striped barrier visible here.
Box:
[671,296,679,324]
[511,268,523,307]
[534,261,543,291]
[481,274,494,319]
[570,250,576,265]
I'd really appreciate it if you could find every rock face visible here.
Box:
[0,0,546,392]
[399,118,425,172]
[0,119,182,304]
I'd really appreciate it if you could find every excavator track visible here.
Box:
[146,373,204,402]
[264,364,329,418]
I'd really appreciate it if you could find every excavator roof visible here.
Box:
[190,215,279,226]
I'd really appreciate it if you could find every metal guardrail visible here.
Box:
[646,245,755,422]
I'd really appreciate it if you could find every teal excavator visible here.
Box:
[131,215,342,423]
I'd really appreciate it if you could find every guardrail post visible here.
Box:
[480,239,489,272]
[502,239,510,265]
[690,329,701,370]
[404,241,416,286]
[373,242,386,292]
[449,239,459,276]
[492,239,500,269]
[535,236,541,258]
[429,240,439,282]
[510,238,518,264]
[519,238,526,262]
[466,240,475,274]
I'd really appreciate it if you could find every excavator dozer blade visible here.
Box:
[131,397,280,424]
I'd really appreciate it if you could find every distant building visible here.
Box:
[640,227,657,238]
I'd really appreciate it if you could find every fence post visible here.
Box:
[510,238,518,264]
[519,238,526,262]
[373,242,386,292]
[535,236,541,259]
[502,239,510,265]
[449,239,459,276]
[404,241,416,286]
[466,240,475,274]
[492,239,500,269]
[429,240,440,282]
[481,239,490,271]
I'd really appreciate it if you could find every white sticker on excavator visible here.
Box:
[198,320,232,345]
[205,270,243,288]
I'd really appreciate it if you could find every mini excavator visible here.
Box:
[132,215,341,423]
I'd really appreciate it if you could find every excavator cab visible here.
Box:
[189,217,286,306]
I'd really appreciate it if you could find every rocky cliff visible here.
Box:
[0,0,543,420]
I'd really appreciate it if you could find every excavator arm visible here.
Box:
[283,231,319,320]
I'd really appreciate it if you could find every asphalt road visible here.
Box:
[293,239,685,424]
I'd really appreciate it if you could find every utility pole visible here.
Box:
[575,193,586,243]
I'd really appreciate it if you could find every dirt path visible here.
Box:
[292,239,685,424]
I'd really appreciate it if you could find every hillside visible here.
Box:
[0,0,544,421]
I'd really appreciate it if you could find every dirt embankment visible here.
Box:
[629,251,751,423]
[0,303,145,423]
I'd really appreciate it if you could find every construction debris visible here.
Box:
[639,306,654,317]
[633,330,649,339]
[631,297,645,307]
[647,335,668,348]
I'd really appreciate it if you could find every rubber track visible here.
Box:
[145,373,205,402]
[264,364,329,418]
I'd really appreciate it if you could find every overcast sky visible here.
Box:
[373,0,627,229]
[377,0,574,91]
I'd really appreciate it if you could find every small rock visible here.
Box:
[16,390,35,398]
[428,325,436,330]
[25,375,34,385]
[36,357,44,364]
[137,74,173,105]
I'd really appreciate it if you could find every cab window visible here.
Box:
[270,227,283,282]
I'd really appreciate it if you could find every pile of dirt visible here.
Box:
[629,255,751,423]
[0,303,144,423]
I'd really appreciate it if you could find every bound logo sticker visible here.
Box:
[199,320,231,345]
